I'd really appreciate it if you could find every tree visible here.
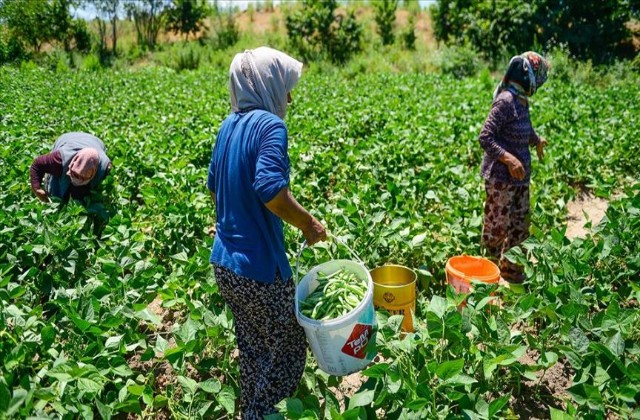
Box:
[533,0,633,62]
[0,0,53,52]
[49,0,77,52]
[89,0,120,55]
[431,0,634,64]
[401,14,417,50]
[125,0,169,50]
[285,0,362,64]
[374,0,398,46]
[166,0,207,41]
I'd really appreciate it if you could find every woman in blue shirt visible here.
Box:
[207,47,326,419]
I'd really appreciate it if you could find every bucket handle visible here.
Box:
[295,233,364,284]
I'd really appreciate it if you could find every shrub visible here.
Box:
[82,53,102,72]
[210,12,240,50]
[172,44,201,72]
[430,44,482,78]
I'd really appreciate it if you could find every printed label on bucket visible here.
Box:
[341,324,373,359]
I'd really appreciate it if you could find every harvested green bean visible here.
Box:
[300,269,368,320]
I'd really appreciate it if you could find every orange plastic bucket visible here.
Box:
[445,256,500,294]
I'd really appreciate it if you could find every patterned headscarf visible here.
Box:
[67,148,99,186]
[229,47,303,119]
[493,51,550,101]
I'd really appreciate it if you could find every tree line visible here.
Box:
[1,0,638,67]
[432,0,640,64]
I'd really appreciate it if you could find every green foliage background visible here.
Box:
[0,63,639,417]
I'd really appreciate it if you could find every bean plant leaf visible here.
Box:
[550,407,574,419]
[435,359,464,381]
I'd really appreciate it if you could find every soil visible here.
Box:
[565,193,609,240]
[510,349,574,419]
[326,354,390,411]
[330,371,366,411]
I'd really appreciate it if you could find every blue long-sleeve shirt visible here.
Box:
[207,110,292,284]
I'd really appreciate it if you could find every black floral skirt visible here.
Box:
[213,264,307,419]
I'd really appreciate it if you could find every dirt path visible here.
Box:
[565,193,610,240]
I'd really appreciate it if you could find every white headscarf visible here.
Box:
[229,47,303,119]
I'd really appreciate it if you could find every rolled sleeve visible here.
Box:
[253,124,290,203]
[30,150,63,190]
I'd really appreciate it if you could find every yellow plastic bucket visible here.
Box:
[370,265,417,332]
[445,256,500,294]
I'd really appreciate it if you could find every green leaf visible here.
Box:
[127,384,145,396]
[444,374,477,386]
[216,385,236,414]
[616,385,640,404]
[347,389,374,410]
[7,388,28,416]
[549,407,574,419]
[435,359,464,381]
[286,398,304,416]
[428,296,448,319]
[605,331,625,357]
[405,398,429,410]
[411,233,426,247]
[155,335,170,354]
[488,394,510,418]
[171,251,189,262]
[105,334,123,349]
[568,383,603,406]
[135,308,162,326]
[77,377,103,393]
[40,325,56,348]
[200,378,222,394]
[0,379,10,412]
[362,363,389,378]
[178,375,198,395]
[96,399,113,420]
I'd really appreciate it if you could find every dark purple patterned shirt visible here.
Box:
[479,90,540,185]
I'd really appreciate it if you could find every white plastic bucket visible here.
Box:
[295,259,377,376]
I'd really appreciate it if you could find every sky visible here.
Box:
[72,0,437,20]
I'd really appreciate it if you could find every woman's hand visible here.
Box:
[302,216,327,246]
[33,188,50,202]
[265,187,327,245]
[536,138,548,160]
[501,152,525,181]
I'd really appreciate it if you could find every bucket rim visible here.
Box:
[296,259,374,328]
[370,264,417,288]
[445,255,500,284]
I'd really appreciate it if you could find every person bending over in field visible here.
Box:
[478,51,550,283]
[207,47,327,419]
[30,132,112,203]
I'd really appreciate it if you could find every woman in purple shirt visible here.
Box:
[208,47,326,419]
[478,52,550,283]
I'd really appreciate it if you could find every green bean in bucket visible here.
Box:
[300,269,367,320]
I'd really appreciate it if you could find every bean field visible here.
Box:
[1,65,640,419]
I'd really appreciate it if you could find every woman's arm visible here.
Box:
[29,150,63,202]
[265,187,326,245]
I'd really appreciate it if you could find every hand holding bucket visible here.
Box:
[294,233,377,376]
